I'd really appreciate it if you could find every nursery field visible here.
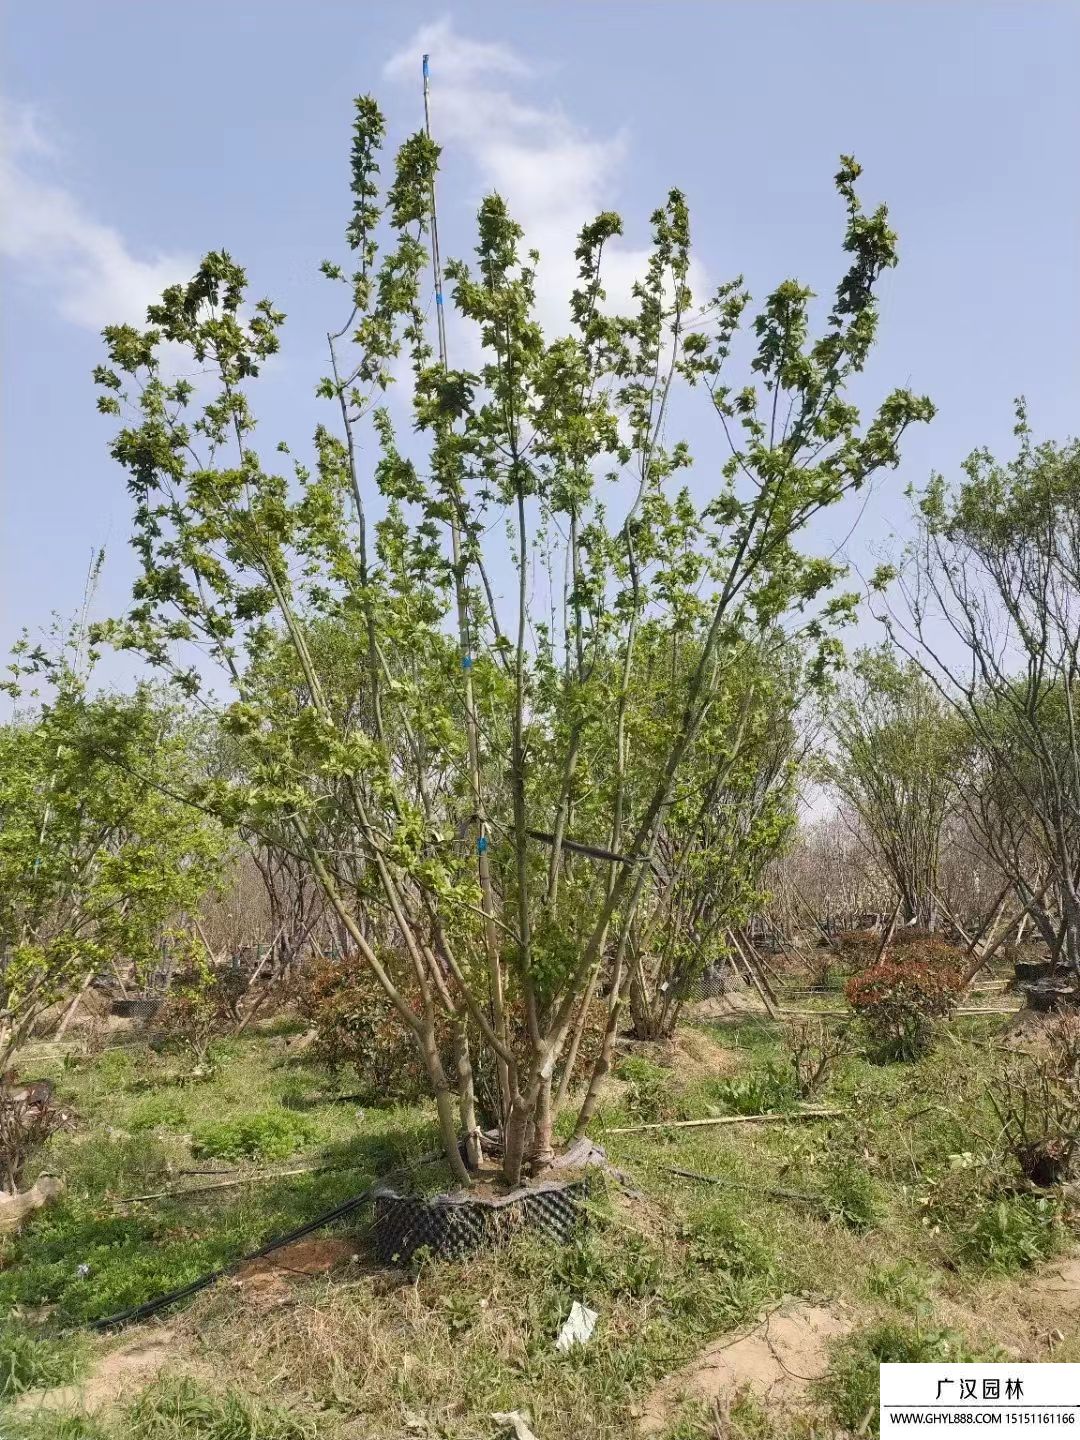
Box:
[4,10,1080,1440]
[3,988,1078,1440]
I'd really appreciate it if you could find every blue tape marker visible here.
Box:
[423,54,430,78]
[461,654,473,670]
[477,835,488,855]
[435,290,444,307]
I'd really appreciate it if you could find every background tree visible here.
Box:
[620,631,800,1041]
[93,93,933,1186]
[0,653,226,1071]
[879,418,1080,972]
[824,647,962,928]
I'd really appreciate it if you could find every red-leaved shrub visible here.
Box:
[846,953,961,1060]
[297,957,430,1104]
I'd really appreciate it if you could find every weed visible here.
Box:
[958,1194,1062,1273]
[866,1260,931,1313]
[128,1094,189,1134]
[822,1157,882,1231]
[709,1061,797,1115]
[3,1416,112,1440]
[90,1049,139,1090]
[0,1322,86,1401]
[686,1201,780,1286]
[823,1322,980,1436]
[559,1229,667,1299]
[193,1111,314,1163]
[126,1376,316,1439]
[615,1055,680,1122]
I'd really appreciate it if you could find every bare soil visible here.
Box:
[637,1299,853,1434]
[12,1325,194,1417]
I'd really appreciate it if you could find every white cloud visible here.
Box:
[383,18,704,335]
[0,99,193,330]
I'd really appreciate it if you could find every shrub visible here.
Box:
[298,956,607,1119]
[804,948,848,991]
[192,1111,314,1163]
[296,957,429,1105]
[987,1021,1080,1187]
[155,964,234,1070]
[781,1018,847,1097]
[0,1082,73,1193]
[846,954,961,1060]
[988,1052,1080,1187]
[833,929,881,967]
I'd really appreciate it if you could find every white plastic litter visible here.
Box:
[555,1299,598,1352]
[491,1410,540,1440]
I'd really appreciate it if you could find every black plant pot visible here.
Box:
[1014,958,1053,986]
[1023,979,1078,1013]
[111,998,161,1021]
[371,1177,591,1264]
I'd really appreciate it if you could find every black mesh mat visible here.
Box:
[371,1177,591,1263]
[694,965,729,1000]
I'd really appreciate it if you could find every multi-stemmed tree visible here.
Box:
[93,91,932,1186]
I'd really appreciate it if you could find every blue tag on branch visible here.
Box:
[476,835,489,854]
[461,654,473,669]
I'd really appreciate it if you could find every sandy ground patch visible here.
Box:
[12,1325,190,1417]
[637,1298,852,1435]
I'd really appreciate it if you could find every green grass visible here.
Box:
[0,1323,87,1401]
[2,1003,1075,1439]
[821,1321,987,1436]
[1,1034,440,1326]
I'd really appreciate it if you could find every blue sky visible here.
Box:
[3,2,1078,686]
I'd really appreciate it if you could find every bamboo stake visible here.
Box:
[602,1108,842,1135]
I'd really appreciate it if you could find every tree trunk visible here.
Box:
[454,1022,483,1169]
[531,1074,555,1174]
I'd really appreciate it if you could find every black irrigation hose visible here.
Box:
[90,1184,377,1332]
[89,1145,444,1332]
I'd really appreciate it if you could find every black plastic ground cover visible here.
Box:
[371,1177,591,1263]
